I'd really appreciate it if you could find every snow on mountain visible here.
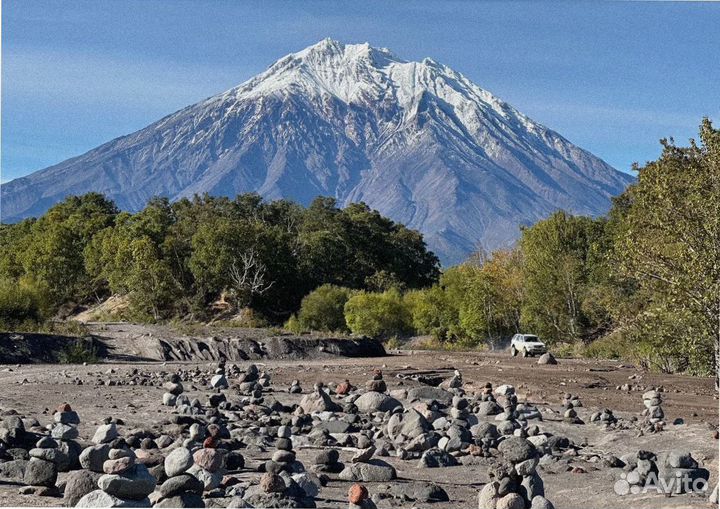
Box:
[0,38,633,265]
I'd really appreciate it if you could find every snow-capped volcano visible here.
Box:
[1,38,633,264]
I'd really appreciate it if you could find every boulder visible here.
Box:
[93,424,119,445]
[165,447,194,477]
[159,474,204,498]
[23,458,57,487]
[63,469,103,507]
[406,387,453,405]
[75,489,151,508]
[299,390,339,414]
[537,353,557,365]
[98,464,157,500]
[80,444,112,472]
[386,409,431,442]
[339,460,396,482]
[498,437,537,464]
[354,392,402,413]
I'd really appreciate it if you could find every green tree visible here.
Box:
[344,289,412,338]
[519,211,602,343]
[290,284,354,332]
[614,119,720,375]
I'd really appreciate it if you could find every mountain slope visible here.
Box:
[1,39,633,265]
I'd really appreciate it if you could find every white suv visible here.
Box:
[510,334,547,357]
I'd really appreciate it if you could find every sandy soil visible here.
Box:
[0,349,717,508]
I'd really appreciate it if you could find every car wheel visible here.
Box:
[511,346,518,357]
[522,348,528,358]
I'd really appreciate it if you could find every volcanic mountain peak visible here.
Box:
[1,39,633,265]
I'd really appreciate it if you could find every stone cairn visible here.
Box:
[478,436,555,509]
[561,393,583,424]
[162,374,184,407]
[311,448,343,473]
[23,435,60,495]
[156,446,203,507]
[288,379,302,394]
[641,389,665,432]
[589,408,617,426]
[619,449,709,494]
[365,369,386,393]
[76,442,157,507]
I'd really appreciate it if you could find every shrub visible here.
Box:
[344,289,412,338]
[0,278,45,330]
[404,286,456,340]
[291,285,354,333]
[59,338,99,364]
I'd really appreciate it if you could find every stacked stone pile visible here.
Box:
[76,446,157,508]
[155,446,204,507]
[477,436,555,509]
[642,389,665,431]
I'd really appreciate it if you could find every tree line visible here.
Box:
[1,119,716,375]
[0,194,439,325]
[286,120,719,376]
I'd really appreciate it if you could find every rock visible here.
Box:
[498,437,536,463]
[23,458,57,487]
[313,449,340,466]
[401,482,450,502]
[477,401,502,416]
[478,481,499,509]
[418,448,459,468]
[299,390,339,413]
[51,423,79,440]
[93,423,119,444]
[75,489,151,508]
[154,493,204,508]
[386,409,431,441]
[666,450,698,469]
[63,469,102,507]
[193,448,224,473]
[339,460,396,482]
[210,374,228,389]
[159,474,204,498]
[497,493,525,509]
[530,496,555,509]
[104,456,135,474]
[0,459,28,480]
[162,393,177,406]
[495,385,515,396]
[537,353,557,365]
[520,471,545,500]
[406,387,453,405]
[351,446,376,464]
[164,382,184,395]
[354,392,402,413]
[515,457,538,476]
[291,471,321,498]
[98,464,157,500]
[80,444,112,472]
[349,483,368,504]
[260,472,286,493]
[54,410,81,425]
[186,464,222,490]
[165,447,194,477]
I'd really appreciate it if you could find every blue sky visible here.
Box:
[2,0,719,182]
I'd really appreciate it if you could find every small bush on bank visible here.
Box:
[288,285,354,333]
[0,279,46,331]
[59,338,98,364]
[344,289,412,339]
